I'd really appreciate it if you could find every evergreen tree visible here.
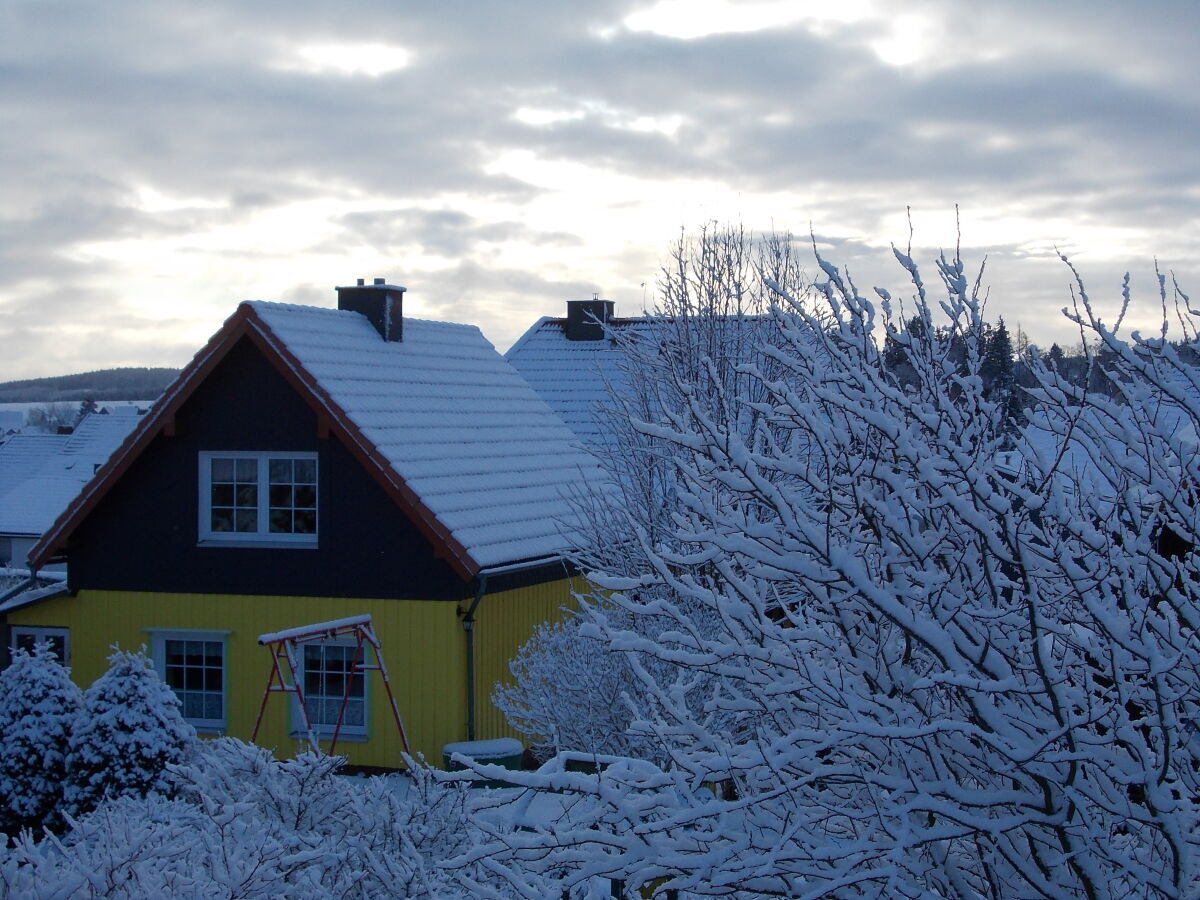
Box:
[63,649,195,818]
[75,397,98,424]
[981,316,1014,395]
[0,644,82,832]
[1046,342,1065,369]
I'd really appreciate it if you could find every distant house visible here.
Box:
[14,280,602,766]
[0,414,140,570]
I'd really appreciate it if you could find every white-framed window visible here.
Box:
[293,642,368,739]
[199,452,318,545]
[11,626,69,664]
[150,630,229,732]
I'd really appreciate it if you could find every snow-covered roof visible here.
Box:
[0,415,140,538]
[249,302,601,569]
[32,301,604,576]
[504,315,653,449]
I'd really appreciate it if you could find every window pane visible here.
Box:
[184,693,202,719]
[205,666,223,692]
[236,485,258,506]
[294,510,316,533]
[211,484,234,506]
[294,459,317,483]
[269,485,293,507]
[211,509,234,532]
[204,694,222,721]
[269,459,291,483]
[163,638,223,725]
[294,485,316,508]
[211,458,234,481]
[235,458,257,481]
[235,509,258,532]
[302,643,365,728]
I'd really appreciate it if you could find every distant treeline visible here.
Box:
[0,367,179,403]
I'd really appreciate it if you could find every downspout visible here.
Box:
[463,572,489,741]
[461,554,568,742]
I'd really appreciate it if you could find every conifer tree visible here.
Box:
[63,648,195,817]
[0,644,82,832]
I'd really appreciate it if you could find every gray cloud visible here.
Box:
[338,208,582,258]
[1,0,1198,377]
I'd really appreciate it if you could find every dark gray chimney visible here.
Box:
[336,277,406,341]
[565,298,614,341]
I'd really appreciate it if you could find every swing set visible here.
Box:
[251,614,410,755]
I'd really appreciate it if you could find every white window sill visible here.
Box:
[198,540,318,550]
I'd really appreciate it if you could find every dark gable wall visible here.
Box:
[68,336,471,601]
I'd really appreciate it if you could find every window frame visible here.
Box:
[149,629,230,734]
[198,451,319,546]
[290,640,370,741]
[10,626,69,664]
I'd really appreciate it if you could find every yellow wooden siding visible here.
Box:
[472,576,582,742]
[9,579,578,767]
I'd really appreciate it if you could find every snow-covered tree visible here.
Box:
[0,739,510,898]
[495,225,810,772]
[494,612,670,764]
[460,237,1200,899]
[63,649,195,818]
[0,644,82,833]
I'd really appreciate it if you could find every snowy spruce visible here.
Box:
[0,644,82,833]
[62,648,196,818]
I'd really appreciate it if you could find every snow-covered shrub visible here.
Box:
[463,234,1200,899]
[0,643,82,832]
[0,738,512,898]
[494,612,668,764]
[62,648,195,818]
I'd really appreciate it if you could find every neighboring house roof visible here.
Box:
[0,434,71,495]
[505,314,652,449]
[32,301,603,577]
[0,416,140,539]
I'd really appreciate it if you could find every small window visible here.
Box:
[294,642,368,738]
[151,631,227,732]
[199,452,317,545]
[11,626,69,664]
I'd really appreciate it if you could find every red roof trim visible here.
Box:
[30,304,480,580]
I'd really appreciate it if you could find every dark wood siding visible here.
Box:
[68,337,472,601]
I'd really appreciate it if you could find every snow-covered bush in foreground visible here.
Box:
[460,240,1200,898]
[62,648,195,817]
[0,739,510,898]
[0,644,82,833]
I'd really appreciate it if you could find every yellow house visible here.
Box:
[17,279,601,768]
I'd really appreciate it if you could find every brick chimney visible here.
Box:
[336,277,406,342]
[565,298,614,341]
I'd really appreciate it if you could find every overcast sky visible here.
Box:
[3,0,1198,380]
